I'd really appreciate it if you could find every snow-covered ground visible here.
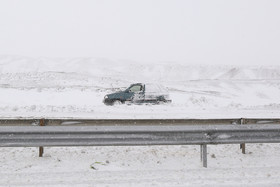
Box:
[1,55,280,119]
[1,144,280,186]
[0,55,280,186]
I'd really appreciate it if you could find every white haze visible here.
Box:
[0,0,280,65]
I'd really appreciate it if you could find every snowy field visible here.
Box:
[1,55,280,186]
[1,55,280,119]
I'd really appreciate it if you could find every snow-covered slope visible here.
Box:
[1,55,280,80]
[0,55,280,118]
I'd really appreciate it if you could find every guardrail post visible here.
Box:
[200,145,202,161]
[39,118,45,157]
[240,118,246,154]
[200,144,207,168]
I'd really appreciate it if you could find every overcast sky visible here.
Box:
[0,0,280,65]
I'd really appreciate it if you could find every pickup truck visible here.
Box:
[103,83,171,105]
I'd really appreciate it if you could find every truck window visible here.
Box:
[129,85,142,92]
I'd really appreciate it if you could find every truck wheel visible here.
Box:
[157,96,166,104]
[113,100,122,105]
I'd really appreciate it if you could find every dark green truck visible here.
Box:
[103,83,171,105]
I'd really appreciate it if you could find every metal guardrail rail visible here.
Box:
[1,124,280,146]
[0,118,279,126]
[1,119,280,168]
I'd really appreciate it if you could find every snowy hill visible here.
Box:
[1,55,280,80]
[0,55,280,118]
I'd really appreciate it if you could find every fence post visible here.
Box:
[240,118,246,154]
[200,144,207,168]
[39,118,45,157]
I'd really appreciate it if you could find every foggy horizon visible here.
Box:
[1,0,280,65]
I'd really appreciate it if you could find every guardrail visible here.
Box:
[0,118,279,126]
[1,120,280,168]
[1,118,240,126]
